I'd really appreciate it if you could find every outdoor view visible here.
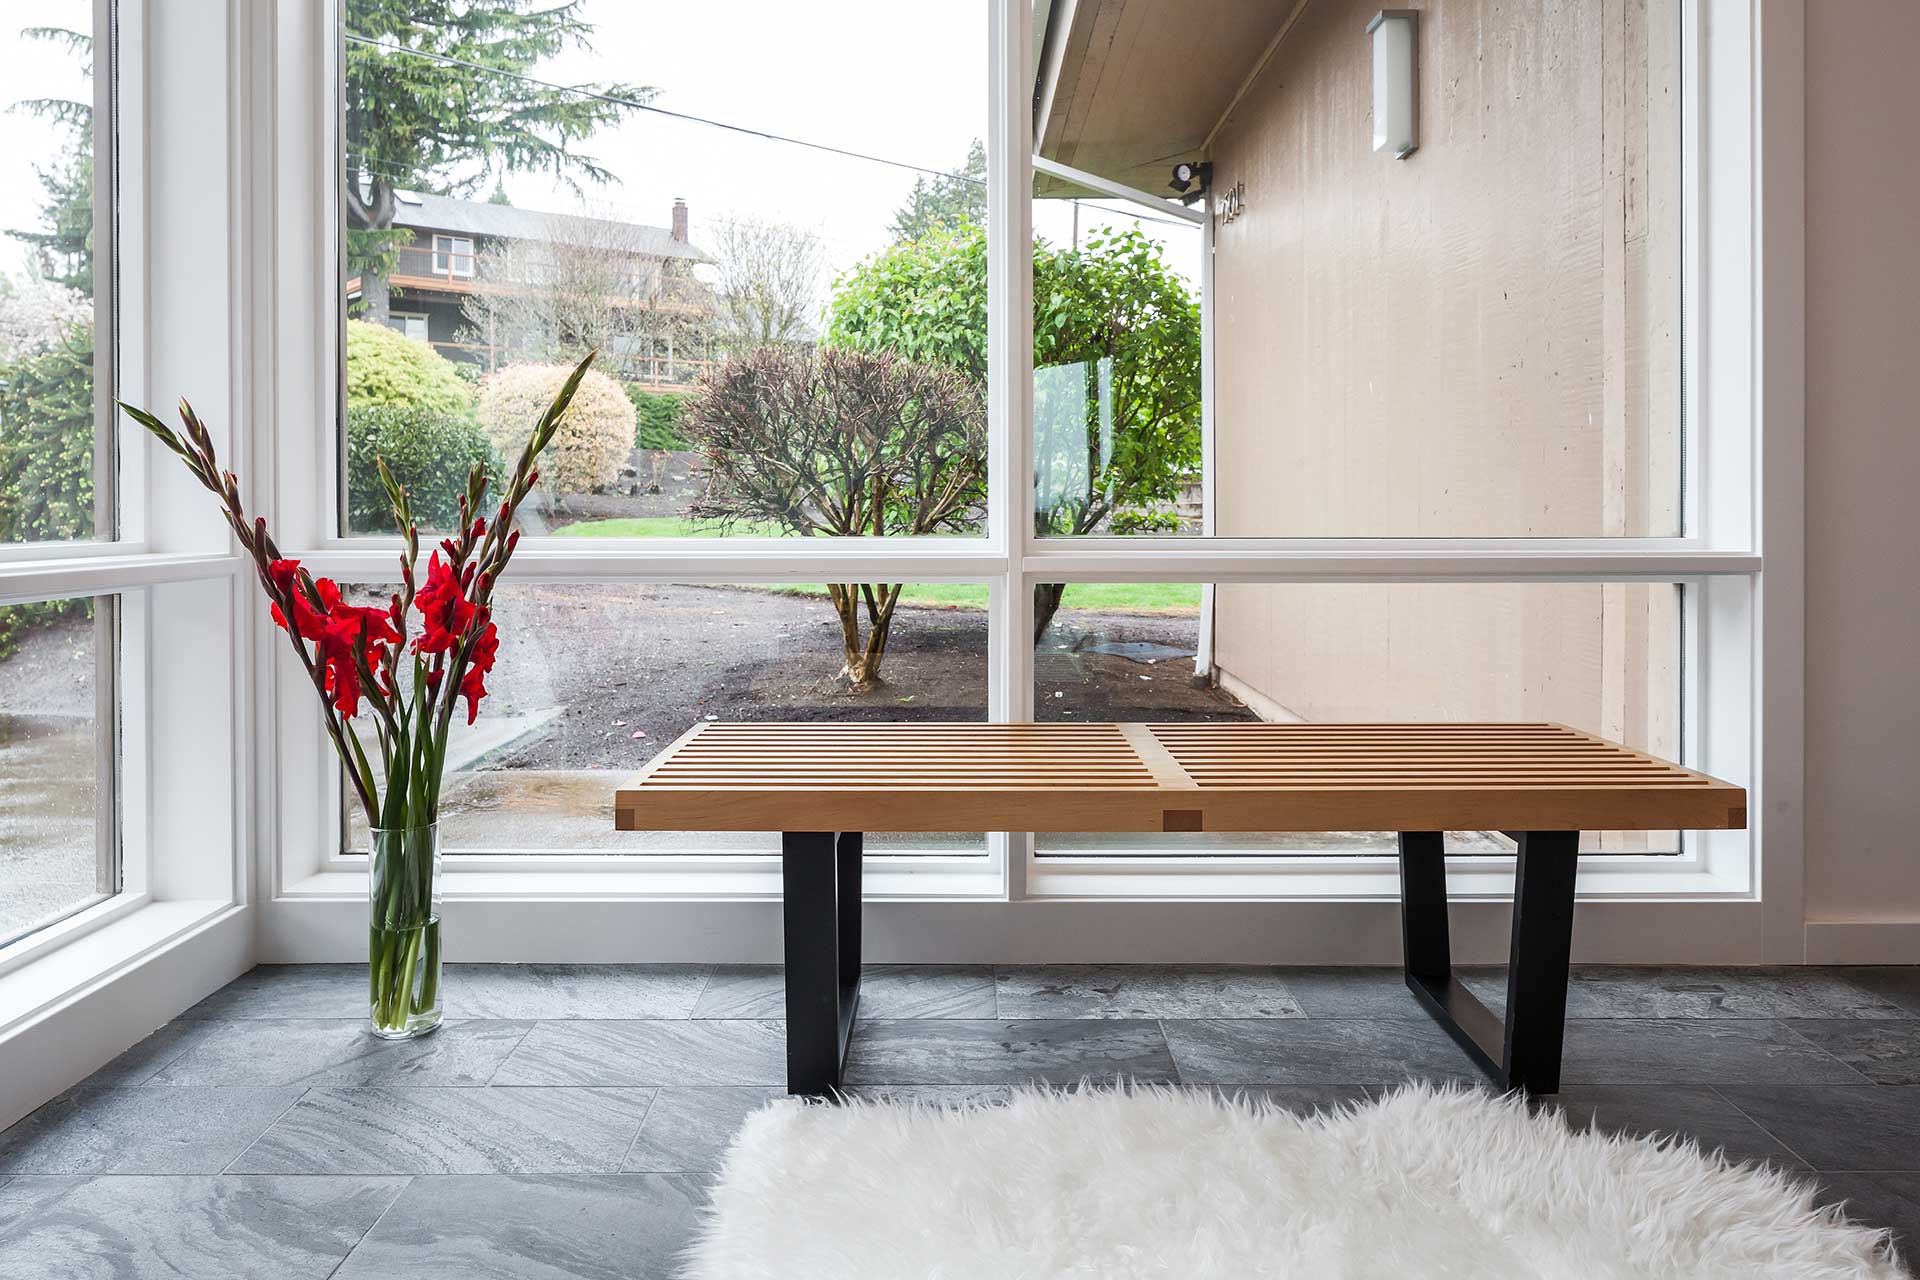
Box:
[0,596,110,947]
[332,0,1687,861]
[343,582,988,855]
[1,4,115,943]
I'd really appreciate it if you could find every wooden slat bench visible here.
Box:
[615,722,1746,1097]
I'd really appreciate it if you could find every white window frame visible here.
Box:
[431,232,474,278]
[255,0,1803,967]
[0,0,257,1130]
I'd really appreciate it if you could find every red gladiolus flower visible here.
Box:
[458,611,498,725]
[315,602,401,718]
[414,553,473,655]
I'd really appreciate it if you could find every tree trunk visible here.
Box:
[361,269,391,325]
[345,175,397,325]
[1033,581,1068,643]
[827,582,903,691]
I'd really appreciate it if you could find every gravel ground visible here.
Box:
[471,582,1252,773]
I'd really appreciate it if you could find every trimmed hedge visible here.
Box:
[344,405,499,535]
[627,386,690,451]
[344,318,474,421]
[0,327,95,655]
[478,363,635,502]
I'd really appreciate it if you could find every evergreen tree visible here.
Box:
[6,26,95,295]
[888,139,986,242]
[343,0,654,320]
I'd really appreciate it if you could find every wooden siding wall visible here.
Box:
[1208,0,1682,844]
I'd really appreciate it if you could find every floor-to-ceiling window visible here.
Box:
[266,0,1769,947]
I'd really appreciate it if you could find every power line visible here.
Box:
[343,31,1201,234]
[344,31,980,186]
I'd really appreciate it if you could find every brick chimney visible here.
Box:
[670,198,688,243]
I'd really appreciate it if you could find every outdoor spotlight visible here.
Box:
[1168,161,1210,204]
[1368,10,1420,158]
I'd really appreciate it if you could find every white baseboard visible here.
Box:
[0,904,252,1131]
[259,894,1769,967]
[1802,919,1920,964]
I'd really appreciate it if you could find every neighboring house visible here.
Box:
[345,191,716,386]
[1034,0,1682,842]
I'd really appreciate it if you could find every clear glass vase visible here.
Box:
[368,822,443,1039]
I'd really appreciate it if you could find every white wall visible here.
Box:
[1802,1,1920,936]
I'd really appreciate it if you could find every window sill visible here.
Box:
[0,899,239,1034]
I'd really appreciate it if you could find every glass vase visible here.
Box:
[367,822,443,1039]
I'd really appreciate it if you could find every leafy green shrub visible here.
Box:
[345,405,499,534]
[627,386,690,450]
[0,325,95,654]
[344,318,474,421]
[478,363,635,503]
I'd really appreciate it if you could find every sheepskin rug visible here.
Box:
[683,1084,1909,1279]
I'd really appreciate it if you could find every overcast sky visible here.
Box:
[1,0,92,284]
[1,0,1195,305]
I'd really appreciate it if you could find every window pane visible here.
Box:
[1028,198,1204,538]
[344,582,987,854]
[0,595,116,947]
[1033,0,1684,537]
[340,0,988,539]
[0,4,110,545]
[1035,581,1683,855]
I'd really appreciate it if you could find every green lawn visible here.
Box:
[547,517,1200,613]
[760,582,1201,612]
[551,516,786,538]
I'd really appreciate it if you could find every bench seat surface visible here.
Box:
[613,722,1746,834]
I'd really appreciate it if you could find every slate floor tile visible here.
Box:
[181,964,368,1020]
[1463,966,1916,1020]
[1816,1171,1920,1258]
[622,1086,780,1173]
[151,1020,532,1087]
[691,965,997,1019]
[84,1020,224,1085]
[1550,1085,1809,1170]
[838,1084,1015,1107]
[0,1087,304,1175]
[1834,968,1920,1017]
[1717,1086,1920,1171]
[1183,1083,1382,1114]
[444,964,711,1020]
[995,965,1304,1020]
[230,1086,655,1175]
[0,1175,406,1280]
[492,1020,785,1087]
[330,1173,705,1280]
[844,1019,1177,1086]
[1786,1020,1920,1085]
[1273,968,1427,1019]
[1558,1020,1869,1085]
[1163,1018,1479,1087]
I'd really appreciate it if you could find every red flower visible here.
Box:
[414,553,473,656]
[458,611,498,725]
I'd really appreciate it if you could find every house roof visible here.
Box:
[390,190,711,264]
[1031,0,1293,194]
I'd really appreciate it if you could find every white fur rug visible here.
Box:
[683,1084,1909,1279]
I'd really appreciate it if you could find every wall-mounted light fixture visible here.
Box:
[1367,10,1419,158]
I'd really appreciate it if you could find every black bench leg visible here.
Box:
[782,831,863,1097]
[1399,829,1579,1096]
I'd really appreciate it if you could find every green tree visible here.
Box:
[6,26,95,294]
[828,222,1201,637]
[684,347,985,690]
[343,0,653,321]
[888,139,986,243]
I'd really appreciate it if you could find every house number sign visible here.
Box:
[1216,179,1247,224]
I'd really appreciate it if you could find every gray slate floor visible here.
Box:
[2,963,1918,1278]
